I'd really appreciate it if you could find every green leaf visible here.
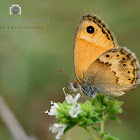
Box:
[115,101,124,106]
[104,136,119,140]
[92,117,101,123]
[64,123,76,134]
[107,107,123,114]
[78,119,95,127]
[104,132,120,140]
[91,126,101,132]
[106,115,121,122]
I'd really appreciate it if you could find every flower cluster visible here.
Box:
[45,88,99,139]
[46,88,123,140]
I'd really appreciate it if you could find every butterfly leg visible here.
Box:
[78,84,86,101]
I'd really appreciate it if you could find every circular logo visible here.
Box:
[11,6,20,14]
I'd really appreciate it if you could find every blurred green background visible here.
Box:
[0,0,140,140]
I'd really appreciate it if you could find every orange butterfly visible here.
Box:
[74,14,140,96]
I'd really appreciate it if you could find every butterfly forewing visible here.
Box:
[74,14,117,82]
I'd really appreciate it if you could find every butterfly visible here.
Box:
[74,14,140,96]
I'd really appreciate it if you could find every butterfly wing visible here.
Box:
[84,48,140,96]
[74,14,117,83]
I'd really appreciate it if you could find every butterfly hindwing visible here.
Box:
[84,48,140,96]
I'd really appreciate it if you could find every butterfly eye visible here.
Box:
[122,58,125,60]
[128,71,130,74]
[73,82,78,88]
[86,26,94,34]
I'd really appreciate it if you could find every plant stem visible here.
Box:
[85,127,99,140]
[100,118,105,140]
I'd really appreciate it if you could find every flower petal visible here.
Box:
[45,101,59,116]
[65,93,81,105]
[72,93,81,105]
[49,123,67,139]
[69,104,82,118]
[65,94,73,104]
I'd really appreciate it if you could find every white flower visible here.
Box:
[63,87,81,105]
[45,101,59,116]
[69,104,82,118]
[65,93,81,105]
[49,123,68,139]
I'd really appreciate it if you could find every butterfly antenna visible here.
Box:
[56,70,75,102]
[58,70,73,81]
[56,87,68,102]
